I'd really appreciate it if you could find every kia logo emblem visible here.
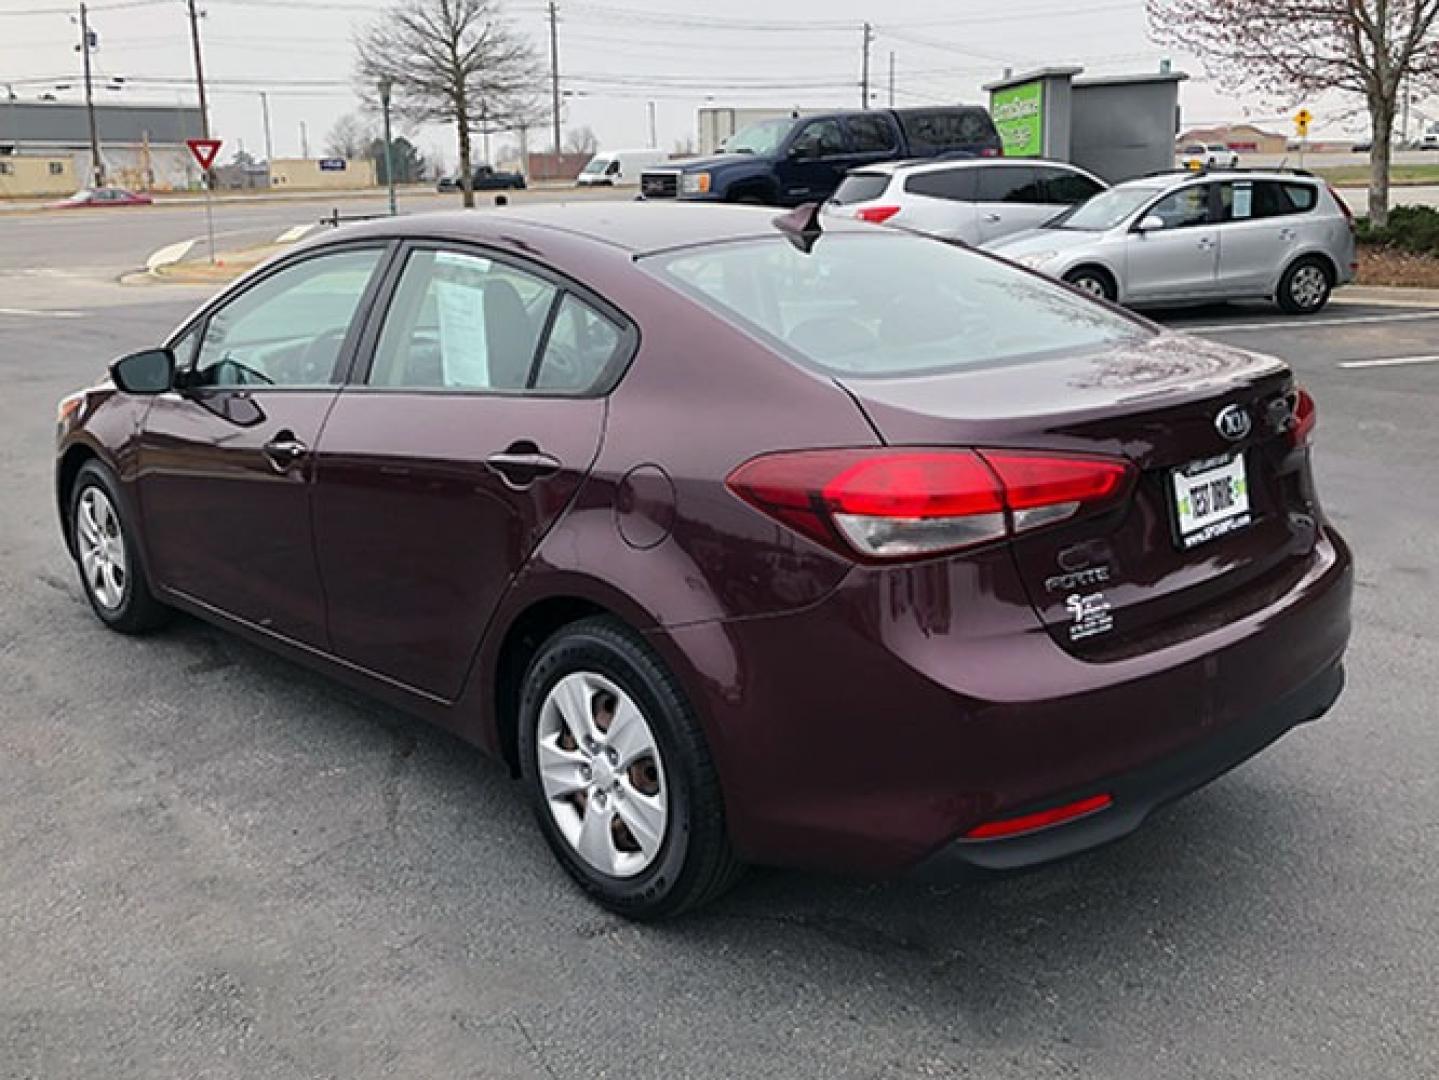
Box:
[1215,404,1252,442]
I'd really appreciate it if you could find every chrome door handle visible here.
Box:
[262,432,308,471]
[1197,236,1216,250]
[983,213,1002,223]
[485,443,561,489]
[1279,227,1298,241]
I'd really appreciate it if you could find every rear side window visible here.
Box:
[976,166,1043,203]
[897,108,999,153]
[831,172,892,205]
[846,114,898,153]
[1220,180,1319,221]
[903,167,978,202]
[649,233,1148,379]
[1038,167,1105,205]
[534,295,625,392]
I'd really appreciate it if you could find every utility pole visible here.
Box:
[4,83,19,156]
[859,21,872,109]
[259,91,273,161]
[299,120,309,158]
[379,78,396,216]
[647,99,656,149]
[185,0,210,140]
[77,3,104,185]
[888,50,895,108]
[548,0,561,155]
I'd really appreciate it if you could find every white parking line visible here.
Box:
[1337,354,1439,370]
[1179,310,1439,334]
[0,307,84,319]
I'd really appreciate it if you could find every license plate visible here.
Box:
[1171,453,1251,549]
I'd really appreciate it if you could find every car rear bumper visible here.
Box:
[912,660,1343,877]
[659,527,1352,876]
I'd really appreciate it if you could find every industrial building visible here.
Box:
[0,99,206,195]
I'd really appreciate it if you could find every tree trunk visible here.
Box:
[456,97,475,210]
[1369,97,1395,228]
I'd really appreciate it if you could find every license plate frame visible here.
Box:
[1170,452,1252,550]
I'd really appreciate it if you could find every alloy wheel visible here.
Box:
[536,671,668,878]
[76,487,127,611]
[1073,275,1109,300]
[1290,264,1329,310]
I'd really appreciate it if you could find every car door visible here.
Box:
[311,244,630,700]
[136,244,389,646]
[973,165,1048,243]
[1123,183,1220,302]
[775,118,850,205]
[1214,179,1311,296]
[898,166,981,241]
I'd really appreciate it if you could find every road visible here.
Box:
[1,212,1436,1079]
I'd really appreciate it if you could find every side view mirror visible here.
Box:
[110,348,175,395]
[1136,215,1166,233]
[789,144,816,161]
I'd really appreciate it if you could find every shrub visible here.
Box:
[1355,205,1439,255]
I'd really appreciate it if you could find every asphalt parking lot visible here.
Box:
[1,207,1436,1078]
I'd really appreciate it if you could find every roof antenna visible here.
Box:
[772,201,823,253]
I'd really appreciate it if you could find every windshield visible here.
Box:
[1048,186,1164,231]
[580,157,610,175]
[646,233,1148,379]
[725,119,792,155]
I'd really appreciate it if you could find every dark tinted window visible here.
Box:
[651,233,1148,379]
[791,119,847,158]
[896,108,999,152]
[903,167,978,202]
[1219,180,1319,222]
[832,171,892,205]
[1280,182,1318,212]
[976,166,1043,203]
[534,295,625,392]
[847,114,898,153]
[1039,167,1105,205]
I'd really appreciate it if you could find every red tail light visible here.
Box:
[1327,183,1355,231]
[1290,387,1317,448]
[855,205,901,224]
[726,448,1133,562]
[980,147,1001,157]
[964,793,1113,840]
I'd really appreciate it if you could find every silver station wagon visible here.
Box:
[986,169,1357,313]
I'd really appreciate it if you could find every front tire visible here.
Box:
[518,617,743,919]
[1064,266,1117,302]
[1278,256,1333,314]
[70,461,170,633]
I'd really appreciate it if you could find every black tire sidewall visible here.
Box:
[70,462,139,626]
[518,622,699,915]
[1280,257,1333,314]
[1066,269,1115,302]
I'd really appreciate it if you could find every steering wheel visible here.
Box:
[272,327,348,385]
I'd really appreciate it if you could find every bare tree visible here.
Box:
[564,125,599,156]
[356,0,543,207]
[325,112,373,160]
[1148,0,1439,226]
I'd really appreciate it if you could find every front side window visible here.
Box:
[367,249,557,391]
[649,233,1149,379]
[192,248,382,388]
[847,114,898,153]
[1146,185,1212,230]
[790,119,846,159]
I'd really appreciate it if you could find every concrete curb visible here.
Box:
[1337,285,1439,307]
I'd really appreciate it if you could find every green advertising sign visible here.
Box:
[991,80,1045,158]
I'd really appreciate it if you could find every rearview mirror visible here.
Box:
[1136,214,1166,233]
[110,348,175,395]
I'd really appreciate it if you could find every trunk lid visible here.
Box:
[838,333,1317,659]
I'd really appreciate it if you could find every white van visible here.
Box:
[576,149,668,187]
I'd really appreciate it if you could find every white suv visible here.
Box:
[825,158,1108,245]
[986,169,1357,314]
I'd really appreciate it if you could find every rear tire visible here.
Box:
[70,461,170,634]
[1064,266,1117,303]
[518,616,744,919]
[1277,256,1333,314]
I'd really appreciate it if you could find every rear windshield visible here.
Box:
[645,232,1149,379]
[830,172,891,205]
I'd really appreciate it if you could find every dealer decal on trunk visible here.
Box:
[1065,591,1114,641]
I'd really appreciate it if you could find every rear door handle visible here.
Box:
[983,213,1002,223]
[262,431,308,471]
[485,442,561,489]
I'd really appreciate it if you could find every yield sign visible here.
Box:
[186,138,222,170]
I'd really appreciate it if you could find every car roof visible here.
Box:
[322,201,874,257]
[854,156,1082,178]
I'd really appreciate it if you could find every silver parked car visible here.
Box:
[824,158,1108,245]
[986,170,1357,313]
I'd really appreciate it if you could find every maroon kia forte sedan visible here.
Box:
[55,202,1351,917]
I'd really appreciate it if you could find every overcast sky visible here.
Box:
[1,0,1425,169]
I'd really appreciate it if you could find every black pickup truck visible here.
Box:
[436,164,527,193]
[640,106,1001,206]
